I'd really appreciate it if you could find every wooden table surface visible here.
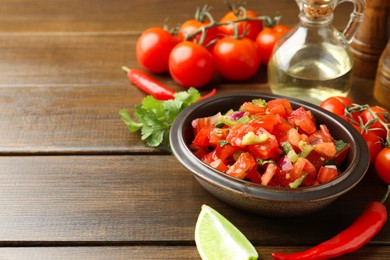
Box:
[0,0,389,259]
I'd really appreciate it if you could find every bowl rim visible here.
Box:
[170,92,370,202]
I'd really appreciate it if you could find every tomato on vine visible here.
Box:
[177,6,219,48]
[218,7,263,40]
[319,96,358,122]
[256,24,290,64]
[353,125,383,164]
[178,19,219,47]
[168,41,216,88]
[375,148,390,185]
[136,27,179,73]
[213,36,260,81]
[360,106,389,139]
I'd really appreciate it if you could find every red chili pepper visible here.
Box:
[198,88,217,101]
[272,198,388,260]
[122,66,175,100]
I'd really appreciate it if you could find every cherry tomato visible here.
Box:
[360,106,389,139]
[178,19,219,48]
[168,41,216,88]
[256,24,290,64]
[375,147,390,184]
[353,125,382,164]
[218,9,263,40]
[213,37,260,81]
[136,27,179,73]
[320,96,358,122]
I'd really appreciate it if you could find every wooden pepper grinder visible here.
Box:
[374,40,390,108]
[350,0,390,79]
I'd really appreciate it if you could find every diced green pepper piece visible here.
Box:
[289,174,307,188]
[236,116,250,124]
[287,150,299,163]
[252,99,267,107]
[282,142,298,163]
[241,131,269,145]
[219,116,237,126]
[298,141,314,158]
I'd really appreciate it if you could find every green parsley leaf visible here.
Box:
[120,88,201,148]
[335,139,347,152]
[119,108,142,132]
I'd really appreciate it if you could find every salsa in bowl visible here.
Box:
[170,92,369,216]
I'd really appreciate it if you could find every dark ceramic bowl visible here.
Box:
[170,92,369,216]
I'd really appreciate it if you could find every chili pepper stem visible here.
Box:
[380,185,390,204]
[122,66,131,73]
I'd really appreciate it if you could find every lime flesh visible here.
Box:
[195,204,258,260]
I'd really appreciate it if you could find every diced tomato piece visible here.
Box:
[192,117,213,135]
[319,125,334,142]
[288,107,317,134]
[272,118,294,143]
[268,167,291,187]
[309,124,334,145]
[287,128,301,149]
[301,158,317,187]
[208,127,229,146]
[245,168,262,184]
[202,150,217,165]
[240,101,266,114]
[202,143,240,166]
[189,144,208,159]
[251,114,281,133]
[215,144,240,162]
[334,143,350,166]
[247,130,280,160]
[226,152,256,179]
[291,157,305,180]
[192,126,213,146]
[305,150,327,170]
[313,142,336,158]
[226,123,247,147]
[267,98,293,118]
[210,159,229,172]
[261,163,278,185]
[317,165,339,183]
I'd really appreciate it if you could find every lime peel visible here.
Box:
[195,204,258,260]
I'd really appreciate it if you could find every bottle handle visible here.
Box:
[337,0,365,43]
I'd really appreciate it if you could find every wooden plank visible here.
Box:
[0,156,388,244]
[0,85,151,154]
[0,0,354,33]
[0,0,301,33]
[0,34,138,87]
[0,246,389,260]
[0,32,379,154]
[0,33,272,88]
[0,79,379,155]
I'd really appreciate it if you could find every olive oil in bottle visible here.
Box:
[268,42,353,105]
[267,0,365,105]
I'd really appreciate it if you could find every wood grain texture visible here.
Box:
[0,156,388,244]
[0,77,381,155]
[0,32,382,155]
[0,0,300,33]
[0,246,389,260]
[0,0,355,33]
[0,0,388,258]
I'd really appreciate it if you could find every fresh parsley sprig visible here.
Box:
[119,87,201,148]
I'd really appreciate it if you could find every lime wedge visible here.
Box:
[195,204,258,260]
